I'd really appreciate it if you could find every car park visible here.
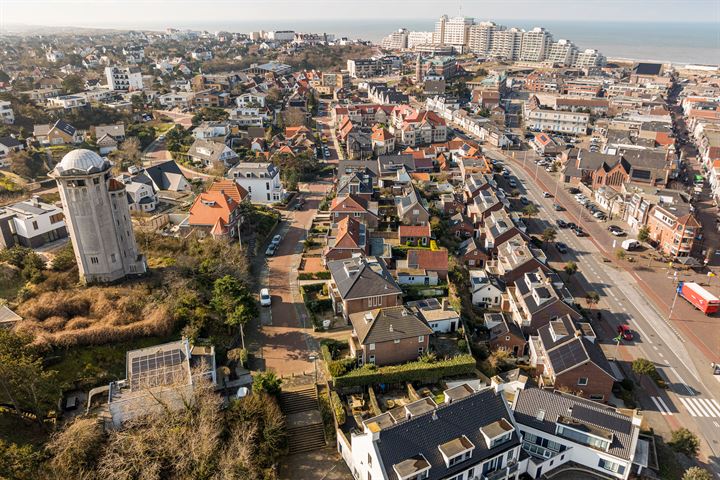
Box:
[260,288,272,307]
[617,324,633,341]
[555,242,568,254]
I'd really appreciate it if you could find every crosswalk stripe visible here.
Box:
[656,397,673,416]
[712,400,720,415]
[700,398,720,417]
[651,396,668,415]
[693,398,713,417]
[679,397,702,417]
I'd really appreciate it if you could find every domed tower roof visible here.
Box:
[54,149,110,176]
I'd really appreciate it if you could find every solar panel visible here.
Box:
[129,349,186,391]
[548,340,588,374]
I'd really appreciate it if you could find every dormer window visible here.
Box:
[393,454,430,480]
[438,435,475,468]
[480,419,515,449]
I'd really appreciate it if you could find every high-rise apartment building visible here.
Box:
[546,39,578,66]
[520,27,553,62]
[468,21,502,55]
[575,49,607,68]
[434,15,474,50]
[407,31,434,49]
[490,28,523,61]
[381,29,409,50]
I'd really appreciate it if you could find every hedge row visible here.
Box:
[334,354,476,388]
[330,390,346,425]
[298,271,331,280]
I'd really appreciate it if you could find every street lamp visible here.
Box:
[308,354,318,384]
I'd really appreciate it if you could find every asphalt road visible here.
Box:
[485,146,720,474]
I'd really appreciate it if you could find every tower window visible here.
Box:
[90,257,99,264]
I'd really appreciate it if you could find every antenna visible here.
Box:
[458,0,462,16]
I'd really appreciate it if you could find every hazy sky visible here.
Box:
[1,0,718,28]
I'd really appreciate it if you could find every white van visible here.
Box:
[622,239,640,251]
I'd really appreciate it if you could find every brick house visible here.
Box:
[397,249,449,286]
[349,306,432,366]
[448,212,475,239]
[481,209,530,254]
[187,180,249,239]
[398,224,431,246]
[328,256,402,320]
[323,216,369,264]
[330,194,379,229]
[395,186,430,225]
[529,314,616,401]
[458,237,487,268]
[484,313,527,357]
[646,204,700,258]
[486,234,551,285]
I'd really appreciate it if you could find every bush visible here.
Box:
[457,339,468,352]
[327,357,356,378]
[51,243,77,272]
[329,391,346,425]
[333,354,476,388]
[252,371,282,396]
[669,428,700,457]
[683,467,713,480]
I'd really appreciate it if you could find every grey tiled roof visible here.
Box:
[328,256,401,300]
[513,388,638,460]
[350,306,432,345]
[376,387,521,480]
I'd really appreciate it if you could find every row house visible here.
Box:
[396,249,449,286]
[467,189,509,225]
[506,269,579,333]
[486,234,549,285]
[482,209,529,254]
[330,194,379,229]
[324,216,369,264]
[395,186,430,226]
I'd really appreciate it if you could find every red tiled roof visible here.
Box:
[334,216,362,249]
[330,195,368,213]
[207,179,249,203]
[189,191,238,227]
[407,249,449,271]
[399,225,431,238]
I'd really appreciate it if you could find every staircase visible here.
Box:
[280,385,327,454]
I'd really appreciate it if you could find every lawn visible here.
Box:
[47,335,177,391]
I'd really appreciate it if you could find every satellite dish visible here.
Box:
[236,387,250,398]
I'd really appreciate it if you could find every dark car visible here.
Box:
[557,219,568,228]
[573,227,586,237]
[520,197,530,205]
[617,324,633,341]
[568,187,580,194]
[566,222,577,230]
[553,203,564,211]
[556,242,568,254]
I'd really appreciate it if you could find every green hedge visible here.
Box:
[330,390,346,425]
[298,271,331,280]
[334,354,476,388]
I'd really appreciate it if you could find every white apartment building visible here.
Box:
[0,100,14,124]
[490,28,524,60]
[381,28,409,50]
[468,21,503,55]
[434,15,474,50]
[575,49,606,68]
[520,27,553,62]
[525,106,590,135]
[267,30,295,41]
[546,39,578,66]
[123,46,145,64]
[105,66,144,91]
[235,92,267,108]
[228,162,284,204]
[408,31,434,49]
[0,197,67,249]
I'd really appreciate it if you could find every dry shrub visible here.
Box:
[41,315,68,332]
[16,284,176,349]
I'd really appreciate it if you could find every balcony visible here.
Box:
[482,462,519,480]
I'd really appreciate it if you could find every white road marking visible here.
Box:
[651,396,671,415]
[679,397,703,417]
[656,397,674,416]
[701,398,720,417]
[653,346,659,351]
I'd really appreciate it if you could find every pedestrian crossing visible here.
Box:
[650,396,674,416]
[678,397,720,418]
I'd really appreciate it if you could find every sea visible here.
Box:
[125,18,719,66]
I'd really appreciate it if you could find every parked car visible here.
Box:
[271,234,282,246]
[594,212,606,220]
[608,225,625,236]
[556,242,568,254]
[573,227,587,237]
[553,204,564,211]
[566,222,577,230]
[520,197,529,205]
[508,179,517,188]
[260,288,272,307]
[542,191,552,198]
[557,219,568,228]
[617,324,633,341]
[568,187,580,194]
[265,244,277,256]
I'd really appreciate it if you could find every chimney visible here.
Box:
[31,195,40,207]
[431,410,438,421]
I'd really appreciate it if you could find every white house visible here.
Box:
[470,270,505,308]
[187,138,238,167]
[339,385,523,480]
[158,91,194,109]
[0,136,23,167]
[121,178,158,212]
[47,95,88,110]
[227,162,284,204]
[407,297,461,333]
[0,101,15,124]
[0,197,67,249]
[235,92,267,108]
[511,387,644,480]
[193,122,230,140]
